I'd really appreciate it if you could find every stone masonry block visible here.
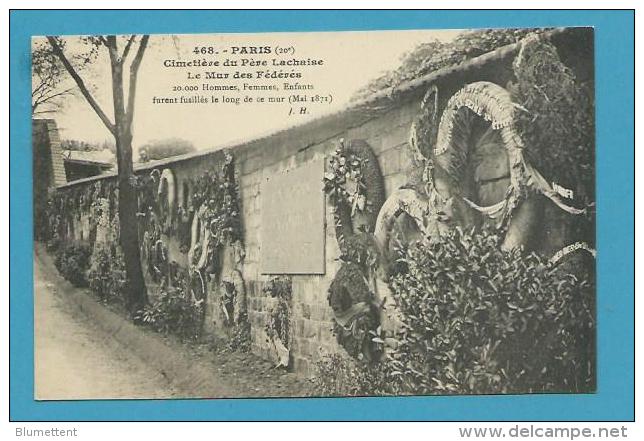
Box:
[293,356,311,377]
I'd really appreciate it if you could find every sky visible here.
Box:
[33,30,461,153]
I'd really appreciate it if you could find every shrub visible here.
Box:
[54,243,91,287]
[384,227,595,394]
[309,354,390,397]
[510,37,595,203]
[226,312,252,353]
[137,284,204,341]
[86,244,127,304]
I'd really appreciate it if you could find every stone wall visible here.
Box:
[49,28,594,376]
[236,101,426,375]
[33,119,67,239]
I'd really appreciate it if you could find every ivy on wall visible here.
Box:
[264,276,292,345]
[44,150,247,343]
[264,276,292,367]
[188,152,243,249]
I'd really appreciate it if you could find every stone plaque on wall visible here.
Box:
[260,158,326,274]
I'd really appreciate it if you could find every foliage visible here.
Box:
[139,138,197,162]
[54,242,91,287]
[266,299,290,345]
[61,138,115,153]
[45,190,72,247]
[323,143,371,218]
[309,354,389,397]
[87,244,127,304]
[263,276,292,301]
[354,28,546,100]
[189,152,243,248]
[226,312,252,353]
[332,310,381,362]
[137,282,204,341]
[327,263,372,313]
[382,227,595,395]
[327,262,381,361]
[323,140,385,245]
[38,192,57,244]
[32,39,74,115]
[509,37,595,205]
[341,233,380,274]
[314,228,595,396]
[323,140,385,362]
[219,280,236,325]
[264,276,292,347]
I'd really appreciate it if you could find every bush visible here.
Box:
[137,284,204,341]
[509,38,595,203]
[383,227,595,394]
[87,244,127,304]
[309,354,390,397]
[54,243,91,287]
[314,228,595,396]
[226,313,252,352]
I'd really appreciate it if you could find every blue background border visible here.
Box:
[9,10,634,421]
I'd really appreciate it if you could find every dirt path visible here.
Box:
[34,251,180,400]
[34,247,313,400]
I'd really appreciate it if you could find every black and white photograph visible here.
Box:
[31,26,596,400]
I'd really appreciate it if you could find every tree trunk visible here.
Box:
[110,59,147,313]
[116,135,148,313]
[47,35,150,315]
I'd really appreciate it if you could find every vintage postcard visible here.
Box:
[32,27,596,400]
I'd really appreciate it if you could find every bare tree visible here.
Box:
[47,35,150,313]
[31,41,74,115]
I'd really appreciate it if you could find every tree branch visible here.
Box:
[31,78,50,97]
[32,87,73,114]
[38,87,74,104]
[125,35,149,130]
[121,35,136,63]
[46,36,115,135]
[106,35,126,131]
[106,35,119,66]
